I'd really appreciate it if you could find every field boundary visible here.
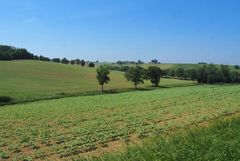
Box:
[0,83,197,107]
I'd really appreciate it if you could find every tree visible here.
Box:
[88,62,95,68]
[75,59,81,65]
[175,68,185,79]
[161,69,169,77]
[96,65,110,92]
[125,66,145,89]
[186,69,197,83]
[52,58,61,63]
[137,60,144,64]
[197,65,207,83]
[80,59,85,66]
[230,71,240,83]
[206,64,219,84]
[39,55,50,61]
[61,58,69,64]
[70,60,75,65]
[151,59,158,64]
[234,65,240,69]
[33,55,39,60]
[169,69,175,77]
[220,65,231,83]
[146,66,162,87]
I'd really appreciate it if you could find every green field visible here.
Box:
[0,85,240,160]
[95,114,240,161]
[0,60,193,103]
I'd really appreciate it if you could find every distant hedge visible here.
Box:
[0,96,13,104]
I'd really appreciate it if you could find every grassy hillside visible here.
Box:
[0,60,192,102]
[0,85,239,160]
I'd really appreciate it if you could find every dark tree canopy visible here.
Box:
[80,59,86,66]
[146,66,162,87]
[96,65,110,92]
[52,58,61,63]
[0,45,36,60]
[185,69,197,82]
[151,59,159,64]
[176,68,185,78]
[125,66,145,89]
[61,58,69,64]
[70,60,75,65]
[88,62,95,68]
[39,55,50,61]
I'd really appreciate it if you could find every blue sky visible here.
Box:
[0,0,240,64]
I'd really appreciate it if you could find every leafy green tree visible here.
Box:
[206,64,219,84]
[80,59,85,66]
[39,55,50,61]
[96,65,110,92]
[70,60,75,65]
[186,69,197,83]
[52,58,61,63]
[234,65,240,69]
[75,59,81,65]
[168,69,175,77]
[220,65,231,83]
[230,71,240,83]
[125,66,145,89]
[176,68,185,79]
[88,62,95,68]
[61,58,69,64]
[146,66,162,87]
[197,65,207,83]
[151,59,158,64]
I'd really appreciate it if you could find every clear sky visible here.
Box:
[0,0,240,64]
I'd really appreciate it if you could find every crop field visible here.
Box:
[0,60,192,103]
[0,85,240,160]
[95,114,240,161]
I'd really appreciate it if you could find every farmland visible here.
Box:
[95,114,240,161]
[0,85,240,160]
[0,60,193,103]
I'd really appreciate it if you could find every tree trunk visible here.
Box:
[134,83,137,89]
[101,84,104,92]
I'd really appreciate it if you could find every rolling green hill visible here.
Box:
[0,60,192,102]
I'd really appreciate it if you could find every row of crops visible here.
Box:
[0,85,240,160]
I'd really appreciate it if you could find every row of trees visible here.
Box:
[0,45,96,67]
[115,59,161,65]
[96,65,162,92]
[163,64,240,84]
[97,64,240,92]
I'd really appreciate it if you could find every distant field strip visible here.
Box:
[0,85,240,160]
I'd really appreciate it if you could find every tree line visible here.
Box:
[97,64,240,92]
[96,65,162,92]
[0,45,95,67]
[162,64,240,84]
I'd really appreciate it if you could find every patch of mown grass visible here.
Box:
[92,115,240,161]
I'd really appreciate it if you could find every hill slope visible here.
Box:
[0,60,192,102]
